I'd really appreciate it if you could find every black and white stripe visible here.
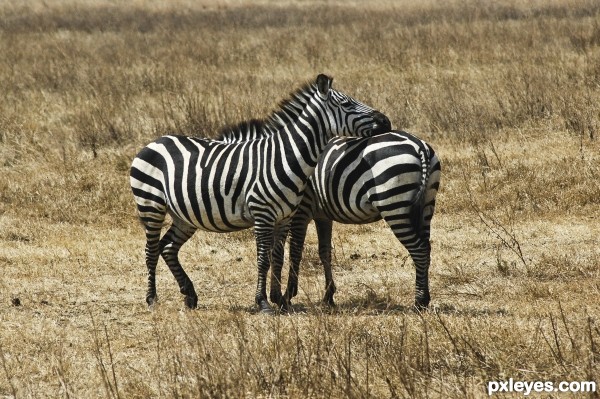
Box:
[129,74,391,312]
[268,130,441,310]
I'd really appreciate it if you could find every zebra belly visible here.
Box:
[329,212,382,225]
[317,199,382,225]
[167,188,255,233]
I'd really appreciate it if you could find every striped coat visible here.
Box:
[129,74,391,312]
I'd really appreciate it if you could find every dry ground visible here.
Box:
[1,0,599,398]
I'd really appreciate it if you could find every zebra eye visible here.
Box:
[340,100,353,108]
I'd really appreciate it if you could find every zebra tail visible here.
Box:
[409,146,430,239]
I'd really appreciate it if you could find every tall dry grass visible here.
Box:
[0,0,599,397]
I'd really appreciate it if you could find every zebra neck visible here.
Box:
[259,104,330,188]
[299,96,334,153]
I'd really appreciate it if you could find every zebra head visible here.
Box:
[315,74,391,138]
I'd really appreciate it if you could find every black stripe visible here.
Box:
[178,137,203,226]
[164,138,192,223]
[130,167,163,193]
[368,183,420,202]
[211,145,240,230]
[131,187,165,206]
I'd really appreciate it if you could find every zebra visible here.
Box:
[267,130,441,310]
[129,74,391,313]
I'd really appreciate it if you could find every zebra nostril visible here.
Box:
[373,112,391,133]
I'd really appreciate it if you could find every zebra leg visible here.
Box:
[143,216,165,307]
[382,212,431,310]
[315,219,336,306]
[411,240,431,310]
[269,223,290,310]
[283,217,310,305]
[159,219,198,309]
[255,222,275,314]
[135,205,168,308]
[411,175,439,310]
[407,154,440,310]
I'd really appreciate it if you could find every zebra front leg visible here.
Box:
[160,221,199,309]
[315,219,336,306]
[270,223,290,311]
[255,222,275,314]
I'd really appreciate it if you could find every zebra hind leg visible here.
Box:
[382,213,431,310]
[159,218,199,309]
[144,228,162,307]
[407,239,431,310]
[145,232,160,307]
[137,208,167,308]
[411,240,431,311]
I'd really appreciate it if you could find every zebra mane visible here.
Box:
[216,119,266,143]
[216,81,318,143]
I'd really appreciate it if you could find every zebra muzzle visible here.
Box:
[371,111,391,134]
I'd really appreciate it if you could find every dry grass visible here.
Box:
[1,0,599,397]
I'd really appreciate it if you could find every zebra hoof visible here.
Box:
[269,293,283,308]
[184,295,198,309]
[279,299,292,313]
[146,295,158,309]
[414,293,430,311]
[258,300,275,315]
[322,294,336,307]
[284,285,298,299]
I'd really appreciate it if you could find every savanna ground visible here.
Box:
[1,0,599,397]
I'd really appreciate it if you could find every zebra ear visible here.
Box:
[316,74,333,96]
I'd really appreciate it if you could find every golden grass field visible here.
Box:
[1,0,599,397]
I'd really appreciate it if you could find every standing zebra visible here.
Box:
[129,74,391,313]
[268,131,441,310]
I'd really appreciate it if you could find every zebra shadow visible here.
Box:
[227,298,509,317]
[284,294,412,316]
[285,297,510,317]
[225,301,402,316]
